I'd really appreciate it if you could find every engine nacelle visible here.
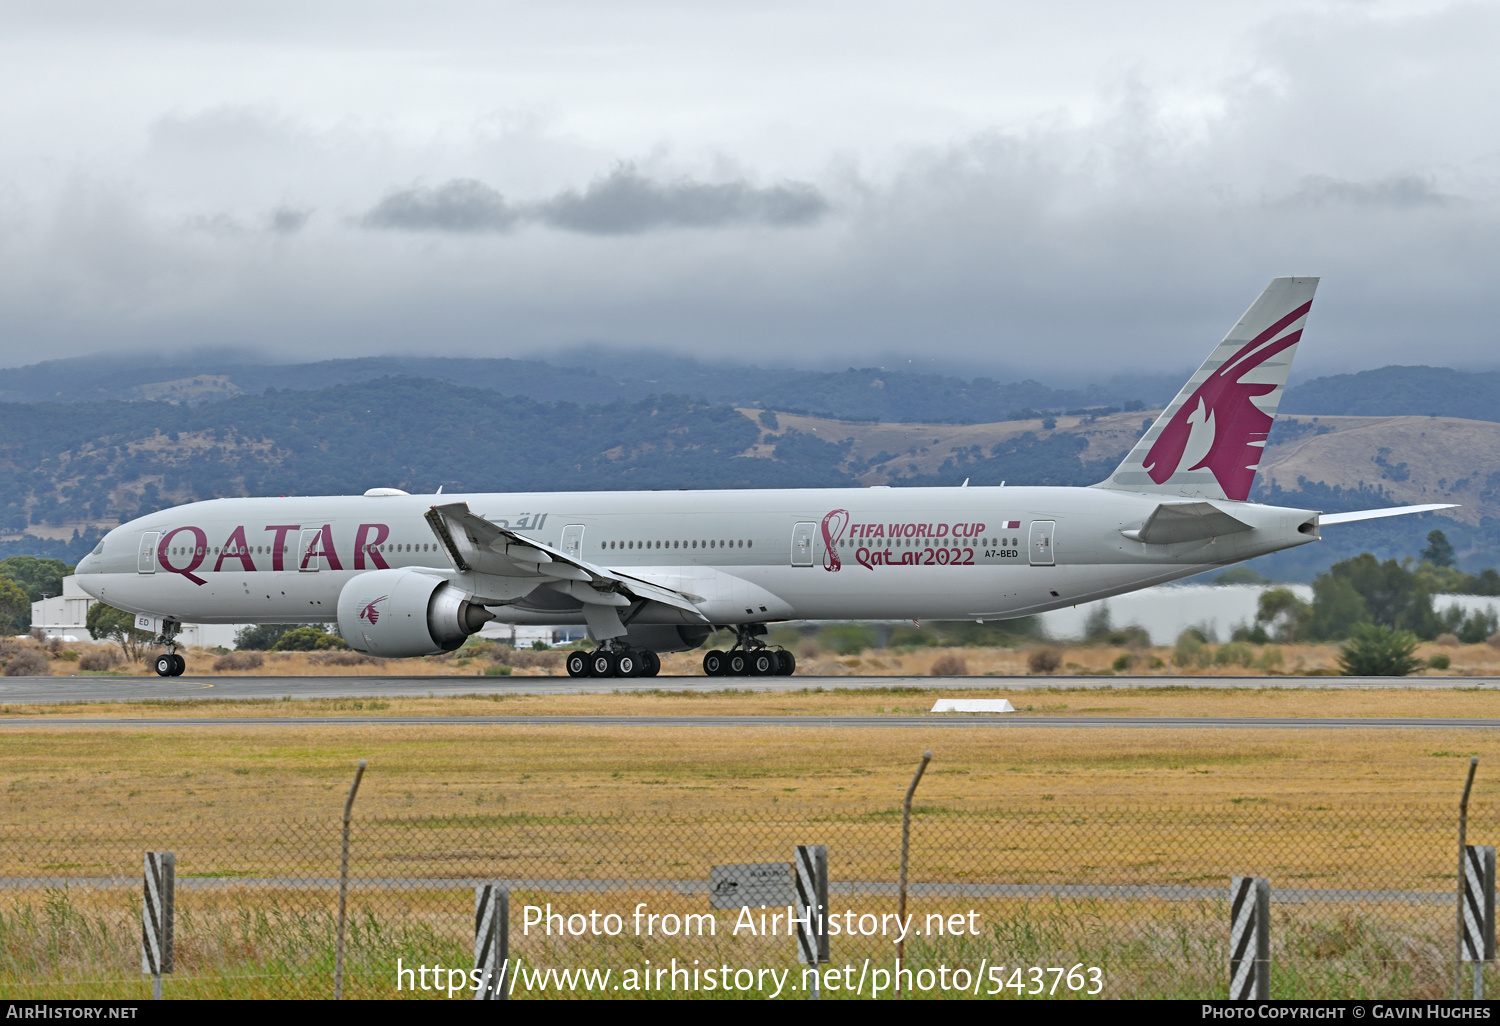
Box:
[337,569,493,658]
[620,625,713,653]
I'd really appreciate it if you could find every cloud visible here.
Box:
[534,166,829,235]
[358,167,830,235]
[1274,174,1459,210]
[2,2,1500,379]
[360,179,518,232]
[268,206,311,235]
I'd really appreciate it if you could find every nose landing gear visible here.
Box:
[152,620,186,677]
[154,653,186,677]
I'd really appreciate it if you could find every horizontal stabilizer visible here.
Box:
[1319,503,1458,526]
[1121,501,1254,545]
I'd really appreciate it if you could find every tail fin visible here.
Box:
[1100,276,1319,501]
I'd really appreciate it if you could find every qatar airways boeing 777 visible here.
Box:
[72,277,1450,678]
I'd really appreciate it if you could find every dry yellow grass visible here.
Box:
[3,717,1499,827]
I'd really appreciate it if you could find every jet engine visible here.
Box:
[337,568,493,658]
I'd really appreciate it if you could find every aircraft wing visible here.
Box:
[1121,501,1255,545]
[1319,503,1458,525]
[424,502,706,619]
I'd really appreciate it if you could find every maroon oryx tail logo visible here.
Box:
[1143,300,1311,501]
[821,509,849,572]
[359,595,390,624]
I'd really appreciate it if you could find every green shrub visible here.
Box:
[1255,646,1284,672]
[272,626,337,652]
[1173,631,1210,669]
[1213,641,1254,668]
[1428,653,1451,670]
[818,623,877,656]
[1337,624,1422,677]
[484,665,512,676]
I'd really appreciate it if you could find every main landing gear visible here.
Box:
[566,645,662,679]
[702,625,796,677]
[153,620,186,677]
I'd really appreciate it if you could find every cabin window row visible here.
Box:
[170,543,439,556]
[601,539,751,550]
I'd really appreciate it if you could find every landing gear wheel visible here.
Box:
[643,651,661,677]
[154,653,175,677]
[566,651,590,677]
[170,654,186,676]
[589,650,617,678]
[727,652,749,676]
[776,651,796,676]
[703,650,726,676]
[748,651,777,676]
[615,650,644,678]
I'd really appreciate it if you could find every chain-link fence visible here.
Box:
[0,803,1488,999]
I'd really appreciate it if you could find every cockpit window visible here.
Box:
[92,542,104,555]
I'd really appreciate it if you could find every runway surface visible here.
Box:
[5,715,1500,729]
[2,673,1499,704]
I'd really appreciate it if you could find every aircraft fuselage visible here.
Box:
[74,485,1320,627]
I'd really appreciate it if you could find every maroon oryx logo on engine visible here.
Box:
[359,595,390,624]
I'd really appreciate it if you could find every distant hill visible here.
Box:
[1281,366,1500,421]
[2,370,1494,582]
[0,352,1185,424]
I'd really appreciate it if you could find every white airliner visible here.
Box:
[73,277,1449,678]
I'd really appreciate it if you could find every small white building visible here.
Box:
[1037,582,1500,645]
[478,622,587,648]
[30,576,249,649]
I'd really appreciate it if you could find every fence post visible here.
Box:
[895,750,932,999]
[474,884,509,1000]
[1456,756,1480,999]
[141,851,174,1001]
[1229,876,1269,1000]
[1462,845,1495,999]
[333,759,367,1001]
[794,844,828,999]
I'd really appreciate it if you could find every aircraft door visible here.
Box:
[1028,521,1056,566]
[561,525,585,560]
[298,528,323,572]
[790,522,815,566]
[137,532,160,574]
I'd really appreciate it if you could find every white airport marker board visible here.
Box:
[930,699,1015,713]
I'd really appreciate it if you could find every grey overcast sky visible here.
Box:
[0,1,1494,377]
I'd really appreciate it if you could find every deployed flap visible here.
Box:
[1122,501,1254,545]
[424,502,706,620]
[1320,503,1458,526]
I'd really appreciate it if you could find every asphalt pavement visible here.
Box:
[1,673,1498,704]
[3,714,1500,729]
